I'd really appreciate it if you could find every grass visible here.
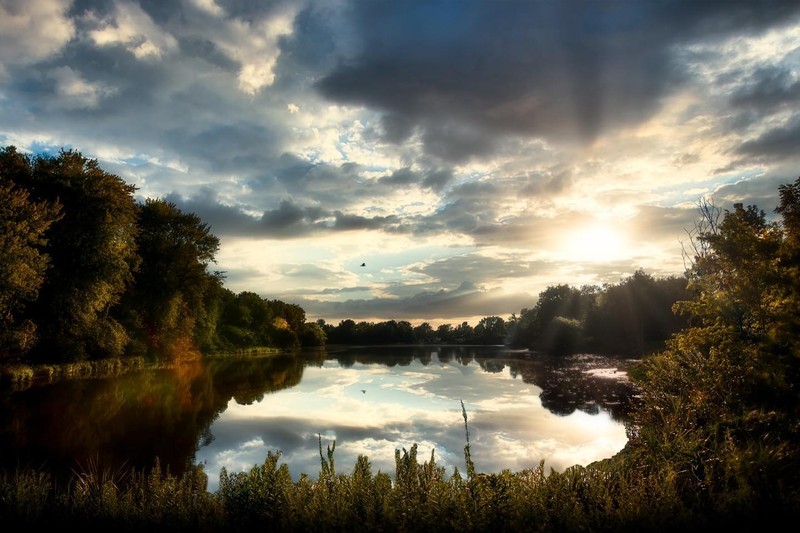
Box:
[2,406,794,532]
[0,356,160,391]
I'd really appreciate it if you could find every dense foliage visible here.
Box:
[0,152,62,355]
[0,146,317,364]
[320,317,509,346]
[623,179,800,518]
[505,271,690,356]
[318,272,688,355]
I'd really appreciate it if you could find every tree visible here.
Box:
[214,290,275,350]
[435,323,454,343]
[473,316,507,345]
[772,177,800,361]
[413,322,436,343]
[5,148,140,361]
[117,198,221,359]
[0,148,62,356]
[584,271,689,355]
[328,319,357,345]
[452,321,474,344]
[626,186,800,515]
[506,308,536,348]
[299,321,327,347]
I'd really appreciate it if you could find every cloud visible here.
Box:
[83,0,178,59]
[292,281,533,324]
[0,0,75,74]
[315,0,800,162]
[47,66,118,109]
[730,66,800,113]
[736,117,800,161]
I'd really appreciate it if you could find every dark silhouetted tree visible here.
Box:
[473,316,507,344]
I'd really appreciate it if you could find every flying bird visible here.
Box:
[360,263,365,267]
[361,389,366,394]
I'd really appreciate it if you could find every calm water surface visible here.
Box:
[0,345,639,492]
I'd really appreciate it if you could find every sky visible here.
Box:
[2,0,800,327]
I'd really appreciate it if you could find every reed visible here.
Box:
[0,405,795,531]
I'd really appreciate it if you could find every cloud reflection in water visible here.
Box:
[195,353,627,492]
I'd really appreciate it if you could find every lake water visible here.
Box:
[0,345,639,493]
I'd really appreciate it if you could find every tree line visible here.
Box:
[316,270,690,355]
[0,146,317,363]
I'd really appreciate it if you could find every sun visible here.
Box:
[561,224,628,263]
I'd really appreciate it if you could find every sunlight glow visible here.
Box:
[561,224,629,263]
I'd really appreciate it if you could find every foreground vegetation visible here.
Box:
[2,416,795,532]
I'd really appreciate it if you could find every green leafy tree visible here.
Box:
[266,300,306,333]
[118,199,221,359]
[506,308,536,348]
[328,319,357,344]
[5,148,140,361]
[627,184,800,515]
[0,148,62,356]
[584,271,689,355]
[535,284,584,352]
[299,321,327,347]
[214,291,316,351]
[774,178,800,361]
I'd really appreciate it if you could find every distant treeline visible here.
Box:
[320,270,690,355]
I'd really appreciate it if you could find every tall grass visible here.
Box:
[1,406,795,531]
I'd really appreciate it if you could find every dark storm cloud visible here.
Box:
[412,180,501,234]
[421,168,453,191]
[185,123,283,173]
[163,189,259,236]
[379,167,417,186]
[260,199,324,230]
[316,0,800,162]
[730,66,800,113]
[711,175,792,215]
[166,190,406,238]
[251,156,456,210]
[377,166,454,192]
[736,117,800,161]
[331,211,402,231]
[256,200,401,236]
[266,158,376,207]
